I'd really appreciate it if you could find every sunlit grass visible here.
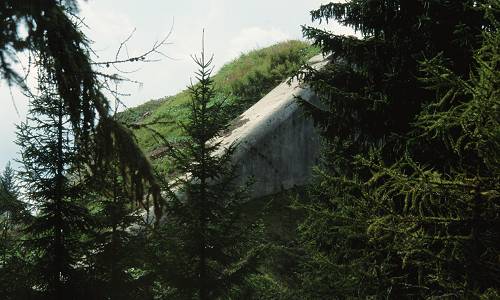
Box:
[118,40,319,166]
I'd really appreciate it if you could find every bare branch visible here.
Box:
[92,18,175,68]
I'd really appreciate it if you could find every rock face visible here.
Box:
[216,54,328,198]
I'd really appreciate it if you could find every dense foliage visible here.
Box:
[83,160,150,299]
[14,57,92,299]
[0,0,162,213]
[0,163,31,298]
[295,0,500,298]
[145,46,262,299]
[1,1,498,299]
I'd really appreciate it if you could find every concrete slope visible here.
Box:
[216,54,328,198]
[141,54,328,224]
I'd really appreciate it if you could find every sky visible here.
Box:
[0,0,355,170]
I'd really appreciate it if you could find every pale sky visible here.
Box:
[0,0,354,170]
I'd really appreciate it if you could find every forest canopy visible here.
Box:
[0,0,499,299]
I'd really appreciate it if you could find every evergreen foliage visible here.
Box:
[1,2,497,298]
[0,163,24,222]
[0,163,32,299]
[296,0,500,298]
[15,59,92,299]
[300,0,490,146]
[146,43,262,300]
[0,0,162,214]
[84,161,150,299]
[3,71,154,299]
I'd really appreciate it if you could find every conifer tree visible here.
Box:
[147,40,262,300]
[361,5,500,296]
[85,159,150,299]
[300,0,489,147]
[0,163,24,222]
[0,163,33,299]
[295,0,499,298]
[16,62,92,299]
[0,1,163,214]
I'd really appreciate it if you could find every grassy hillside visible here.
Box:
[118,40,318,173]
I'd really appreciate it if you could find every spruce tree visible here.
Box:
[361,5,500,296]
[16,62,91,299]
[0,163,33,299]
[295,0,499,298]
[85,159,150,299]
[300,0,489,147]
[146,41,262,300]
[0,1,162,213]
[0,163,25,222]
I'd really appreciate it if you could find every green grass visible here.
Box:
[118,40,319,172]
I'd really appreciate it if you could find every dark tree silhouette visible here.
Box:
[295,0,500,298]
[0,0,164,215]
[146,40,262,300]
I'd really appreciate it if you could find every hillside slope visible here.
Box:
[119,40,318,174]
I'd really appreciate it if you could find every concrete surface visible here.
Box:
[215,54,328,198]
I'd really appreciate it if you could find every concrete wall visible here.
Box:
[142,55,328,224]
[216,54,327,198]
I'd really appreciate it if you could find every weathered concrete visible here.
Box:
[141,55,328,224]
[216,54,328,198]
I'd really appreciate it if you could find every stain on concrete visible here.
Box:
[213,54,330,199]
[222,115,250,137]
